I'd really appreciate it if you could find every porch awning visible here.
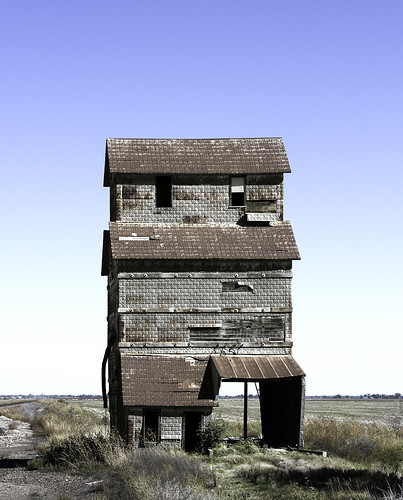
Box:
[212,355,304,380]
[199,355,305,400]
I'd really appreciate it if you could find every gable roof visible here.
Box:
[102,221,300,273]
[104,137,290,185]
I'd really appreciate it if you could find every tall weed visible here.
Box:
[32,400,105,440]
[305,417,403,471]
[226,419,261,439]
[38,431,125,469]
[29,400,117,471]
[104,448,215,500]
[0,404,31,423]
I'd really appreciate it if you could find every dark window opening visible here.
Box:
[142,411,160,443]
[222,281,253,292]
[231,192,245,206]
[230,177,245,206]
[156,176,172,207]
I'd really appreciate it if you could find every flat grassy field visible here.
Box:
[65,396,403,426]
[5,397,400,428]
[214,397,403,426]
[3,397,402,425]
[305,398,403,424]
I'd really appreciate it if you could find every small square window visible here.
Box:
[230,177,245,206]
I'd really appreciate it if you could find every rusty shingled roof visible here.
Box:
[104,221,300,265]
[211,355,305,380]
[120,354,216,407]
[104,138,290,184]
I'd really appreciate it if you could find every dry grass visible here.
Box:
[28,401,215,499]
[7,398,403,499]
[211,445,403,499]
[305,417,403,472]
[31,400,106,441]
[26,399,114,471]
[103,448,215,500]
[0,404,31,423]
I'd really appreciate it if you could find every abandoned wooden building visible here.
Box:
[101,137,305,450]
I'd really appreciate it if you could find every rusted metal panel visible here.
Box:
[211,355,305,381]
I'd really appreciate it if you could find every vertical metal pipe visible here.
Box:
[102,342,112,409]
[299,376,306,447]
[243,381,248,439]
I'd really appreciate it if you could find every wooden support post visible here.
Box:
[243,381,248,439]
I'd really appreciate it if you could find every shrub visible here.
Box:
[232,439,260,455]
[8,420,18,430]
[28,400,119,471]
[198,418,228,451]
[38,432,124,469]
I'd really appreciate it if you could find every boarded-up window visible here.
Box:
[245,200,277,213]
[189,318,285,343]
[223,318,285,342]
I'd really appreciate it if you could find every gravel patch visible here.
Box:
[0,402,104,499]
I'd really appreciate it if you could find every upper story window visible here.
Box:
[156,176,172,207]
[230,177,245,206]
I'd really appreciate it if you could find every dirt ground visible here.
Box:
[0,402,103,499]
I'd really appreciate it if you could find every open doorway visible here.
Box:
[216,378,304,446]
[218,381,261,440]
[183,412,203,452]
[259,377,304,447]
[142,410,160,444]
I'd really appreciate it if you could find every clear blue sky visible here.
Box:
[1,0,402,396]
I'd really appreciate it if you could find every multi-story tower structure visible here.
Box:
[101,138,305,450]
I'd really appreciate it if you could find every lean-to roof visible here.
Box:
[120,354,216,407]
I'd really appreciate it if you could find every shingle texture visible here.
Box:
[121,354,216,407]
[106,221,300,262]
[105,138,290,181]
